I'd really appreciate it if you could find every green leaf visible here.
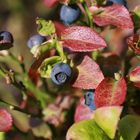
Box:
[36,18,55,36]
[30,45,39,55]
[55,41,65,60]
[9,110,30,132]
[30,41,54,58]
[66,120,110,140]
[94,106,123,139]
[0,132,5,140]
[0,102,9,109]
[38,56,61,78]
[0,84,22,107]
[118,115,140,140]
[133,6,140,30]
[22,74,51,108]
[134,6,140,17]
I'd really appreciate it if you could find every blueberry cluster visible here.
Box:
[27,34,46,49]
[84,90,96,110]
[51,63,72,85]
[60,4,81,25]
[26,34,72,86]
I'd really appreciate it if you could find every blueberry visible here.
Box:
[27,34,46,49]
[60,4,81,25]
[106,0,127,7]
[51,63,72,85]
[0,31,13,43]
[84,90,96,110]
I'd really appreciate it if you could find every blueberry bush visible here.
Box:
[0,0,140,140]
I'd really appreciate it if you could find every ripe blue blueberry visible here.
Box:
[0,31,13,43]
[106,0,127,7]
[27,34,46,49]
[51,63,72,85]
[60,4,81,25]
[84,90,96,110]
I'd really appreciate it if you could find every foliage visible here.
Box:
[0,0,140,140]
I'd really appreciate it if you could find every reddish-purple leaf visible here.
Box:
[72,55,104,89]
[95,78,127,108]
[61,26,107,52]
[133,82,140,88]
[92,4,134,29]
[129,66,140,88]
[43,0,69,7]
[74,97,94,122]
[0,109,13,132]
[43,0,58,8]
[28,68,40,85]
[127,34,140,54]
[129,66,140,82]
[53,21,66,37]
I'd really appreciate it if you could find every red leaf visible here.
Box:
[129,66,140,88]
[127,34,140,54]
[72,55,104,89]
[61,26,107,52]
[92,4,134,29]
[95,78,127,108]
[74,97,94,122]
[43,0,58,8]
[0,109,13,132]
[53,21,66,37]
[28,68,40,85]
[133,82,140,88]
[43,0,69,7]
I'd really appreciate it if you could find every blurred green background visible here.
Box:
[0,1,57,139]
